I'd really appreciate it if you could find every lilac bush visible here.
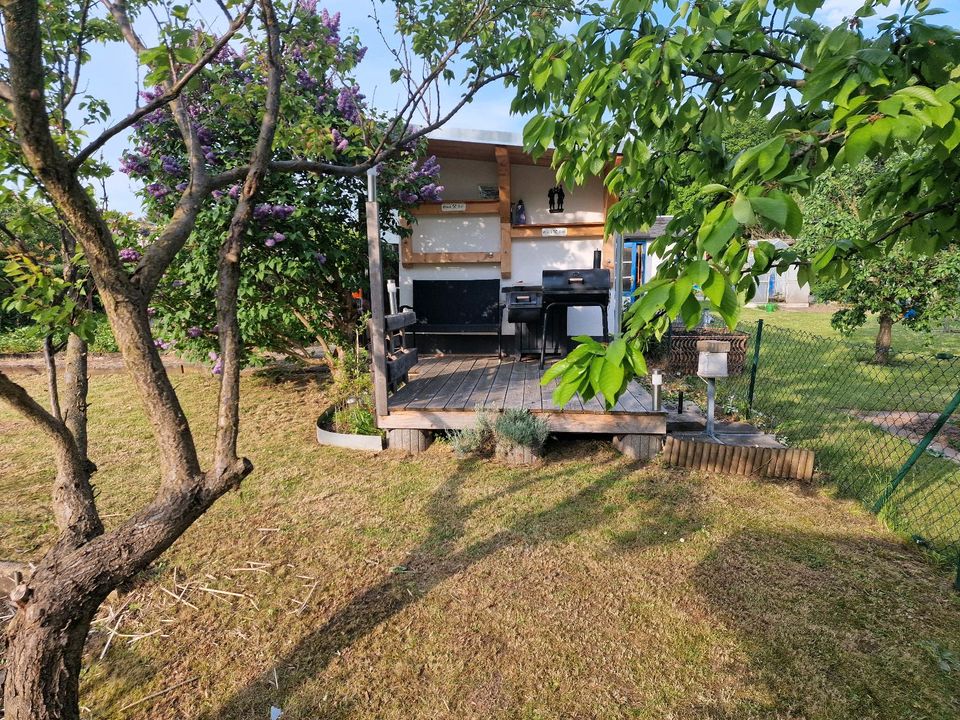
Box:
[122,4,442,369]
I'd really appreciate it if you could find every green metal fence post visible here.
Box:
[872,386,960,515]
[746,319,764,419]
[955,554,960,592]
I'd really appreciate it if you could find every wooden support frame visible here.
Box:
[510,223,606,239]
[495,146,512,279]
[400,237,500,266]
[365,193,389,419]
[410,200,499,216]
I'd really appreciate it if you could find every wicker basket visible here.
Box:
[665,328,749,376]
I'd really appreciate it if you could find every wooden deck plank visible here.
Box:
[522,361,542,412]
[612,383,645,413]
[462,357,500,410]
[482,358,515,410]
[502,360,526,409]
[442,357,486,410]
[421,357,475,410]
[625,381,655,411]
[577,386,605,413]
[405,357,467,409]
[388,355,446,409]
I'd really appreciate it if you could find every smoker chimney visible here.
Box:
[593,249,602,269]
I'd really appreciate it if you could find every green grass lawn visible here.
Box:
[3,367,960,719]
[741,305,960,356]
[714,310,960,562]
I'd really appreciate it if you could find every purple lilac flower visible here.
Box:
[146,306,157,317]
[171,279,186,288]
[253,203,273,220]
[154,338,172,351]
[212,190,225,200]
[397,190,419,205]
[355,45,368,62]
[315,252,327,264]
[296,69,318,90]
[419,183,444,202]
[272,204,295,220]
[194,124,215,145]
[187,326,203,338]
[213,44,238,64]
[160,155,184,177]
[202,146,218,163]
[265,236,277,248]
[298,0,317,14]
[119,247,142,263]
[336,86,363,124]
[228,184,240,199]
[146,183,171,199]
[331,128,349,153]
[320,9,340,39]
[208,350,223,375]
[119,152,149,176]
[291,44,304,62]
[175,181,188,192]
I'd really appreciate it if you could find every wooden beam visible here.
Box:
[400,237,500,265]
[510,223,606,239]
[410,200,499,216]
[365,199,389,419]
[495,146,512,279]
[378,409,666,434]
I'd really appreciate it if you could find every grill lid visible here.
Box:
[542,269,611,294]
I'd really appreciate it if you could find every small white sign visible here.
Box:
[440,202,467,213]
[541,227,568,237]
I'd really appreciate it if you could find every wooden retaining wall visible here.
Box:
[662,437,815,481]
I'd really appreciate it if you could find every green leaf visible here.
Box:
[597,358,625,405]
[750,196,789,227]
[700,206,738,257]
[732,193,756,224]
[844,125,874,166]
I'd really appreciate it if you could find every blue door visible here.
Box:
[622,239,647,304]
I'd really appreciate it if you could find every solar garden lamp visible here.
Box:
[650,369,663,411]
[696,340,731,438]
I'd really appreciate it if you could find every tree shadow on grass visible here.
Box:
[687,527,960,719]
[200,454,705,719]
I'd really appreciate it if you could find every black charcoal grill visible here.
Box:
[539,269,611,368]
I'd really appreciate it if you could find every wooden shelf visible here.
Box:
[411,200,499,216]
[510,223,605,239]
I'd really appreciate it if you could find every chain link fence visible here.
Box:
[717,319,960,579]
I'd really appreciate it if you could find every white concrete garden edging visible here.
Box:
[315,414,385,452]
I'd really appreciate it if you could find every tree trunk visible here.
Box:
[2,584,100,720]
[62,333,90,461]
[43,335,62,421]
[874,313,893,364]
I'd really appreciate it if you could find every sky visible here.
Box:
[75,0,960,215]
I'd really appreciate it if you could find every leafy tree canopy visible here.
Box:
[512,0,960,407]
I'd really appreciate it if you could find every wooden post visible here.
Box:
[495,146,512,279]
[366,169,389,420]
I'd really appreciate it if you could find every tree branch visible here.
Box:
[212,0,281,478]
[72,1,255,169]
[209,70,516,186]
[0,370,102,545]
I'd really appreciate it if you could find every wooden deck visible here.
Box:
[381,356,666,434]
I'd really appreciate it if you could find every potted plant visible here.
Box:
[493,409,549,465]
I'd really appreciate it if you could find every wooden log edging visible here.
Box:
[662,437,815,481]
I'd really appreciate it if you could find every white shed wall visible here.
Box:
[435,157,499,200]
[510,165,605,225]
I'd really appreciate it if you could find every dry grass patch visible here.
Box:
[1,367,959,719]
